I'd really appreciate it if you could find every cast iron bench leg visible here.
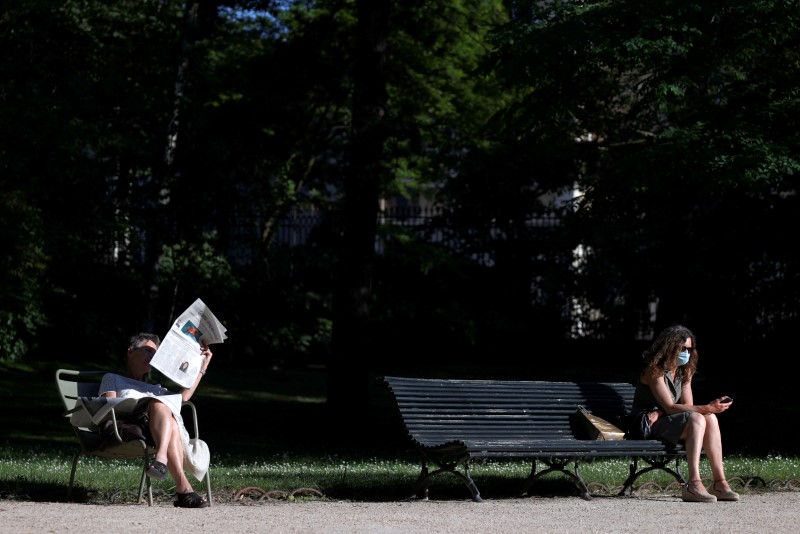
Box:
[619,456,686,496]
[411,461,430,500]
[411,455,482,502]
[574,460,591,500]
[522,458,592,500]
[463,460,483,502]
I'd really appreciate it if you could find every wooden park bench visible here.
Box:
[381,375,688,501]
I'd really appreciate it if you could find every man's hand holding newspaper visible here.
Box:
[150,298,228,388]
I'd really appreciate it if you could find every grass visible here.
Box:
[1,358,799,504]
[2,446,799,504]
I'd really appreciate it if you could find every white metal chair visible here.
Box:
[55,368,212,505]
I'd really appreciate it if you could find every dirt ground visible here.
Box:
[3,491,799,533]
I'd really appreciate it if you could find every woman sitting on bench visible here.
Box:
[633,324,739,503]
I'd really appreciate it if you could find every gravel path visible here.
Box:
[3,491,799,533]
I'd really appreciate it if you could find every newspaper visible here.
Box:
[69,397,140,429]
[69,394,182,429]
[150,298,228,388]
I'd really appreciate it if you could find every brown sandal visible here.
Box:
[709,479,740,502]
[682,479,716,503]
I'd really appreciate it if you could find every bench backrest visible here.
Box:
[382,376,634,446]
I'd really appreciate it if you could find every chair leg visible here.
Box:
[138,453,152,506]
[204,470,213,507]
[67,452,81,501]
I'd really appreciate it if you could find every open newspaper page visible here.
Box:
[150,298,228,388]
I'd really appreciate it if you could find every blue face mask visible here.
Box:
[677,350,690,366]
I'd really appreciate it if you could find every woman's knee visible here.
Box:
[703,413,719,426]
[688,412,707,431]
[702,413,721,435]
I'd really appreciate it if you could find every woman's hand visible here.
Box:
[708,396,733,413]
[647,409,664,425]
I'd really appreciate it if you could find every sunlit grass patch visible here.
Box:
[2,444,799,503]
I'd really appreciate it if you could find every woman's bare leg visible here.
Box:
[680,412,707,493]
[701,413,732,492]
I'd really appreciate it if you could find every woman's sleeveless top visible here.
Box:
[633,369,682,412]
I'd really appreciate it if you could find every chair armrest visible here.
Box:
[65,400,126,443]
[104,407,127,444]
[181,401,201,440]
[72,405,128,446]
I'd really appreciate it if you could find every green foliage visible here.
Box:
[0,193,48,361]
[0,0,517,367]
[485,0,800,340]
[373,229,486,358]
[3,0,799,370]
[158,234,240,308]
[0,0,190,355]
[384,0,510,197]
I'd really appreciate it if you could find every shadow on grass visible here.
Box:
[0,461,583,504]
[0,479,79,503]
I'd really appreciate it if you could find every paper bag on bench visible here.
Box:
[575,405,625,441]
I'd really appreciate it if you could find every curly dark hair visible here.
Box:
[641,324,698,382]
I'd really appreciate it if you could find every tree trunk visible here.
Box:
[144,2,206,331]
[327,0,389,439]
